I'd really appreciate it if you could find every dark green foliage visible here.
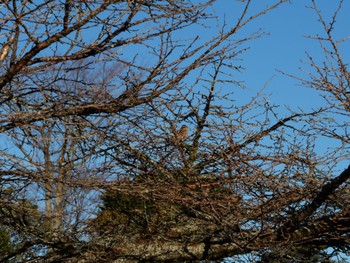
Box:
[101,191,157,231]
[0,227,13,255]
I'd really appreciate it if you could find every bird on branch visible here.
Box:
[177,125,189,141]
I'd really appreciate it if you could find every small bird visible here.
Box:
[0,41,11,64]
[177,125,189,140]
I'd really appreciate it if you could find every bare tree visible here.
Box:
[254,0,350,262]
[4,0,350,262]
[0,0,289,260]
[85,55,326,262]
[87,1,350,262]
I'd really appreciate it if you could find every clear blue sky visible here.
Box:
[212,0,350,111]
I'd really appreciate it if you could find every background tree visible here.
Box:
[1,0,350,262]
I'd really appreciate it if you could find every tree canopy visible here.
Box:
[0,0,350,262]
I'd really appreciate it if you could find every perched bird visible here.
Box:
[177,125,189,140]
[0,41,11,64]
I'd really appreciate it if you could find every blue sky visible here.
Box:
[208,1,350,111]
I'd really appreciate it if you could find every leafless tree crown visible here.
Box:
[1,0,350,262]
